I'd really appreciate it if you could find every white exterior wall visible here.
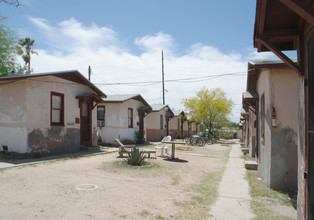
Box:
[97,99,146,144]
[0,75,99,154]
[0,80,28,153]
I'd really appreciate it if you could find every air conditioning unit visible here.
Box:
[97,120,104,127]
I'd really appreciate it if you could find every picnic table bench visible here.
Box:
[115,139,156,158]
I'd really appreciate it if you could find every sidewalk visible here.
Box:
[208,143,255,220]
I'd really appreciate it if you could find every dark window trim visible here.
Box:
[51,91,64,126]
[97,106,105,127]
[128,108,133,128]
[160,115,163,130]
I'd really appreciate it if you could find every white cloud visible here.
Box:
[134,32,176,54]
[29,17,252,122]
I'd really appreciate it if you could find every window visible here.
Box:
[160,115,163,129]
[128,108,133,128]
[97,106,105,127]
[51,92,64,126]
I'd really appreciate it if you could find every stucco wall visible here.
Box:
[0,76,99,154]
[257,69,272,186]
[97,99,146,144]
[0,80,28,153]
[270,69,298,191]
[257,68,298,191]
[146,109,167,141]
[248,111,256,157]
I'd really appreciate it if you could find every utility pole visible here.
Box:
[162,51,165,104]
[88,66,91,81]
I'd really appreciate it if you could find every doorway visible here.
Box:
[80,101,92,145]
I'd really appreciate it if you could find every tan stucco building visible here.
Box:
[243,59,298,191]
[146,104,174,142]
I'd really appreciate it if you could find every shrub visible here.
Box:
[125,148,146,166]
[135,130,146,144]
[216,130,235,140]
[122,139,134,145]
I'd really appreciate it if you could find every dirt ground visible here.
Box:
[0,143,231,220]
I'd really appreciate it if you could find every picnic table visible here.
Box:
[161,141,186,159]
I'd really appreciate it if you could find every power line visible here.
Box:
[93,71,246,86]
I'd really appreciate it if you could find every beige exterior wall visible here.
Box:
[0,76,99,154]
[146,108,167,141]
[169,115,184,139]
[257,68,298,191]
[97,99,147,144]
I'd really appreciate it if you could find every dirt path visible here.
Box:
[0,143,230,220]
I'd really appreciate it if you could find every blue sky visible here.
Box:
[1,0,276,122]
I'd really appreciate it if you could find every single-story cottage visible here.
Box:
[0,70,106,154]
[169,110,185,139]
[146,104,174,142]
[243,59,298,191]
[96,94,151,144]
[253,0,313,218]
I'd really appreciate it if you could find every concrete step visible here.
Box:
[245,161,258,170]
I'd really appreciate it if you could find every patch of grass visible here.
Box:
[247,170,296,219]
[173,171,224,220]
[170,174,180,186]
[119,214,128,218]
[155,215,167,220]
[251,201,294,220]
[139,210,151,217]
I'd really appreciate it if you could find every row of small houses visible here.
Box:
[242,0,313,219]
[0,70,199,155]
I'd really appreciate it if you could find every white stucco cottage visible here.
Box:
[0,70,106,155]
[96,94,151,144]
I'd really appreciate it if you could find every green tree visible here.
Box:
[17,37,38,74]
[0,16,19,76]
[182,87,234,138]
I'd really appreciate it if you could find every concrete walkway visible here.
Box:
[208,144,255,220]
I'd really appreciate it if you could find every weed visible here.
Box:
[139,210,151,217]
[155,215,167,219]
[174,171,223,220]
[171,174,180,186]
[247,170,296,219]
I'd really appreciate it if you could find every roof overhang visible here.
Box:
[253,0,314,75]
[243,91,259,114]
[76,93,104,110]
[0,70,106,97]
[102,94,152,110]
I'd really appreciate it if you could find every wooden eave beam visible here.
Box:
[279,0,314,26]
[256,37,302,75]
[256,0,267,52]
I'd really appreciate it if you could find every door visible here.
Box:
[308,36,314,220]
[81,101,92,145]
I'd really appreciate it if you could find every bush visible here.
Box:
[135,130,145,144]
[216,130,235,140]
[125,148,146,166]
[122,139,134,145]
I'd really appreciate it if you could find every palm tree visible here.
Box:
[17,37,38,74]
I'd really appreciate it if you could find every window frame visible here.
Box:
[128,108,133,128]
[160,115,163,130]
[51,91,64,126]
[97,106,105,127]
